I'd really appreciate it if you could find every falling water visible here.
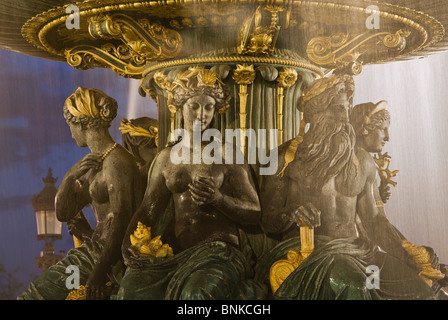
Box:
[126,79,158,120]
[354,53,448,264]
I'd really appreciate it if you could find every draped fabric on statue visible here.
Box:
[116,241,265,300]
[255,236,439,300]
[17,241,125,300]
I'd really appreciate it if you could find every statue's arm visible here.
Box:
[357,165,416,265]
[260,172,294,234]
[372,180,406,240]
[122,151,171,264]
[66,211,94,241]
[55,154,100,221]
[214,164,261,225]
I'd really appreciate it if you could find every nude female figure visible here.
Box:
[119,67,262,300]
[18,87,143,300]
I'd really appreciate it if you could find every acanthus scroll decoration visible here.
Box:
[306,29,412,75]
[65,13,183,78]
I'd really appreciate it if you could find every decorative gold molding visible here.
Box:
[130,221,173,258]
[66,285,86,300]
[237,5,283,55]
[143,56,324,78]
[306,29,411,69]
[402,240,446,287]
[65,13,182,78]
[89,14,182,59]
[270,249,303,294]
[16,0,446,70]
[153,70,177,133]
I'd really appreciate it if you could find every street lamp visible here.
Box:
[32,168,64,272]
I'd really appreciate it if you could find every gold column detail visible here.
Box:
[276,67,298,145]
[299,224,314,260]
[232,64,256,155]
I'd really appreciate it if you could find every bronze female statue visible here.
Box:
[117,67,263,300]
[350,100,392,203]
[18,87,144,300]
[351,101,447,292]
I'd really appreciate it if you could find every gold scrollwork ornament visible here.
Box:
[66,14,182,78]
[306,29,411,69]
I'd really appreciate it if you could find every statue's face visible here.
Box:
[182,94,216,132]
[328,90,351,123]
[363,119,390,153]
[68,121,87,147]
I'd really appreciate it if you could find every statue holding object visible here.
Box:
[18,87,144,300]
[260,74,447,299]
[117,67,265,300]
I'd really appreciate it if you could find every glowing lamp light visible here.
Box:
[32,168,62,240]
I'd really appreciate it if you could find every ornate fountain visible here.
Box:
[2,0,448,300]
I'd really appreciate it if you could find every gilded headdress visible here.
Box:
[63,87,117,127]
[155,66,231,115]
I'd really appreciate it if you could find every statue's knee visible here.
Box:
[329,256,370,298]
[179,267,235,300]
[180,286,212,300]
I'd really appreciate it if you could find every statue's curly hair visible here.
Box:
[350,101,390,136]
[167,67,231,114]
[63,87,118,129]
[298,74,355,124]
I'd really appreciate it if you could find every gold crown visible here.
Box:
[196,67,218,88]
[301,74,354,109]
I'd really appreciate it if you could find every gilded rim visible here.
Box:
[141,55,325,78]
[18,0,447,68]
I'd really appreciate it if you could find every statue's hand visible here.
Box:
[438,264,448,287]
[122,244,146,269]
[66,214,93,241]
[85,268,107,300]
[379,181,391,203]
[289,203,321,228]
[188,177,222,206]
[67,153,102,179]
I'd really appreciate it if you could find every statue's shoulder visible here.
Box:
[152,147,173,167]
[274,136,303,177]
[355,147,377,175]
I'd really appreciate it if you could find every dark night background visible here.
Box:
[1,46,448,299]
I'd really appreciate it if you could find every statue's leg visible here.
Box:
[328,255,372,300]
[17,242,100,300]
[178,261,241,300]
[115,265,172,300]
